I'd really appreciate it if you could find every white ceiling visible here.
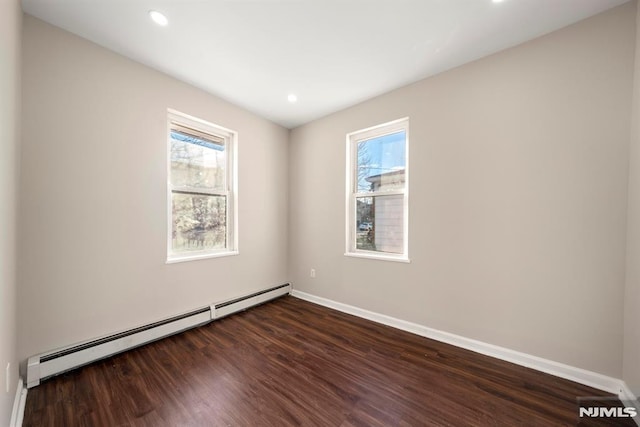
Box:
[22,0,629,129]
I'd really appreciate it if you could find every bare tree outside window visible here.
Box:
[170,128,227,253]
[171,193,226,251]
[348,120,409,260]
[167,112,236,261]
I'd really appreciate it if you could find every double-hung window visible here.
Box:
[167,109,237,262]
[346,118,409,262]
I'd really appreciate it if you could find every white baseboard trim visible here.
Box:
[291,290,625,396]
[9,378,27,427]
[621,382,639,403]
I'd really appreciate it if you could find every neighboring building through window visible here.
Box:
[346,118,409,261]
[167,109,237,262]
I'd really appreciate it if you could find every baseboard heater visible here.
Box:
[26,283,291,388]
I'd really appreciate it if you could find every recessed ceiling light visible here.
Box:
[492,0,505,3]
[287,94,298,103]
[149,10,168,26]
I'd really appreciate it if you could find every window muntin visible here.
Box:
[167,110,237,262]
[347,119,409,261]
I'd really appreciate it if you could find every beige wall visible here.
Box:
[624,1,640,399]
[289,2,635,377]
[0,0,21,423]
[18,16,289,364]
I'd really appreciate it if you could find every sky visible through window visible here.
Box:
[171,130,224,151]
[357,130,406,192]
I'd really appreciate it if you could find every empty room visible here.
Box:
[1,0,640,425]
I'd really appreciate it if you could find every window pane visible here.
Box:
[171,192,226,252]
[356,195,404,254]
[357,130,406,193]
[170,129,225,191]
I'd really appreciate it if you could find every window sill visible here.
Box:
[167,250,239,264]
[344,252,410,263]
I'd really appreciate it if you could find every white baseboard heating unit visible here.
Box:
[27,283,291,388]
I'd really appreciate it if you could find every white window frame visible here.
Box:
[166,109,238,263]
[345,117,410,263]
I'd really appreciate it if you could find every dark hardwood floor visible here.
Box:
[23,296,635,426]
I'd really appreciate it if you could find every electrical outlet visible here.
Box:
[5,362,9,393]
[310,268,316,278]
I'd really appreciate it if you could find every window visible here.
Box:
[346,118,409,262]
[167,110,237,262]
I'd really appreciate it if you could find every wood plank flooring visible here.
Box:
[23,296,635,426]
